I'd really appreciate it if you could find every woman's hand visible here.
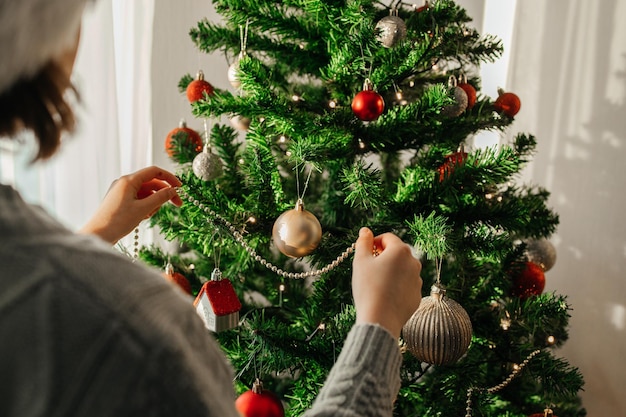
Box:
[79,166,182,244]
[351,227,423,338]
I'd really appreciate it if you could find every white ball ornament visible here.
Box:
[192,147,223,181]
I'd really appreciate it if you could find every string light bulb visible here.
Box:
[546,335,556,345]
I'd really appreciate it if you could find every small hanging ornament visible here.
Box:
[230,114,251,131]
[227,52,246,89]
[510,261,545,299]
[494,88,521,116]
[441,75,468,117]
[437,145,468,181]
[186,70,214,103]
[229,21,250,89]
[351,79,385,121]
[524,238,557,272]
[457,74,477,110]
[403,283,473,365]
[272,199,322,258]
[529,409,556,417]
[235,378,285,417]
[162,261,193,295]
[375,8,407,48]
[193,268,241,332]
[164,119,203,157]
[193,145,223,181]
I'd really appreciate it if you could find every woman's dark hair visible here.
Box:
[0,60,77,161]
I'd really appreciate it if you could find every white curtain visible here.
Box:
[0,0,155,234]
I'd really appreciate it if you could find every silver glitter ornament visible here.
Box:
[403,283,473,365]
[375,9,407,48]
[524,238,557,272]
[192,147,223,181]
[441,86,469,117]
[272,199,322,258]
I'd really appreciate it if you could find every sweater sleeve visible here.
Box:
[303,324,403,417]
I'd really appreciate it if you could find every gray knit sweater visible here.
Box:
[0,184,402,417]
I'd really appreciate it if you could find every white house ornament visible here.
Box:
[272,199,322,258]
[193,268,241,332]
[403,283,473,365]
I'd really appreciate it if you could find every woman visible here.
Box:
[0,1,423,416]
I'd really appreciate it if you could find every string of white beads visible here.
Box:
[465,349,541,417]
[178,187,355,279]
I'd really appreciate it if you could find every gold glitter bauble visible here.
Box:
[403,283,473,365]
[272,200,322,258]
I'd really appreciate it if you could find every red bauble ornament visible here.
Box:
[351,79,385,121]
[163,262,192,295]
[186,70,214,103]
[164,119,203,157]
[494,88,521,117]
[511,261,545,299]
[235,379,284,417]
[437,149,468,181]
[457,76,477,110]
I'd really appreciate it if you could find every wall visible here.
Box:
[150,1,626,415]
[509,1,626,415]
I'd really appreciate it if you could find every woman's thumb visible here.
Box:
[354,227,374,259]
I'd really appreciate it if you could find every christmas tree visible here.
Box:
[143,1,585,416]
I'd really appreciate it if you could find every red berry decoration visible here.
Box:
[351,79,385,121]
[494,88,521,117]
[511,261,545,299]
[235,379,284,417]
[164,119,203,157]
[457,75,477,110]
[163,262,192,295]
[186,70,214,103]
[437,148,468,182]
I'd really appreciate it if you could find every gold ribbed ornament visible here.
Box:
[403,283,473,365]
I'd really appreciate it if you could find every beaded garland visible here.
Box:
[465,349,541,417]
[177,186,356,279]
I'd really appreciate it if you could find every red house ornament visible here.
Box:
[194,268,241,332]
